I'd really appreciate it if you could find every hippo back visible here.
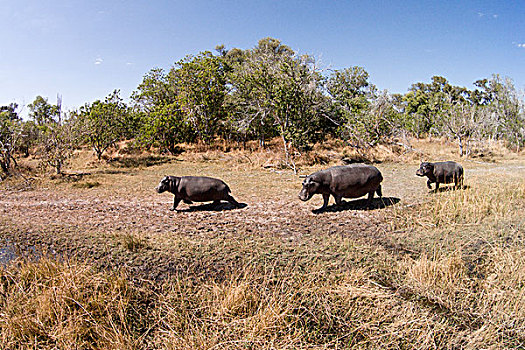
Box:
[328,165,382,198]
[180,176,230,201]
[433,161,463,183]
[433,161,463,173]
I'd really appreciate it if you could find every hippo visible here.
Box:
[155,175,241,211]
[416,161,464,190]
[298,164,383,211]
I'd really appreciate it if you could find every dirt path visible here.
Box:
[1,184,389,279]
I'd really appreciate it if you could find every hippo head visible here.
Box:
[155,176,173,193]
[416,162,434,177]
[298,176,320,201]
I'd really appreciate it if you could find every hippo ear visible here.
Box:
[305,176,319,186]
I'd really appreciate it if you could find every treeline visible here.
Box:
[1,37,524,176]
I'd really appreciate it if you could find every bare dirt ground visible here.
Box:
[2,156,524,281]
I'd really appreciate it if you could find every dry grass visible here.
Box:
[0,258,151,349]
[397,246,525,349]
[1,141,525,349]
[1,245,462,349]
[152,261,458,349]
[116,232,149,252]
[387,177,525,348]
[392,181,525,229]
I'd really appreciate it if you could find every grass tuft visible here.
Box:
[117,232,148,252]
[72,181,101,189]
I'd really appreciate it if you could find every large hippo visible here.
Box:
[416,161,463,190]
[155,175,241,211]
[298,164,383,211]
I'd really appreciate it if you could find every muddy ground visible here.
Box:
[1,158,524,281]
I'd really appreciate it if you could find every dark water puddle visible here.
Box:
[0,242,17,265]
[0,240,47,266]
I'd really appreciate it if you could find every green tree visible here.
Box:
[0,104,22,176]
[172,51,227,144]
[77,90,129,160]
[226,43,281,147]
[402,76,468,138]
[28,96,58,126]
[226,38,326,169]
[137,103,193,154]
[132,68,177,112]
[132,68,195,152]
[17,120,39,157]
[37,116,77,174]
[327,66,380,148]
[272,54,326,168]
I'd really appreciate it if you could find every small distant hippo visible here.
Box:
[416,161,464,190]
[155,175,241,211]
[298,164,383,211]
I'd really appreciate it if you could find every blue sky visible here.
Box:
[1,0,523,116]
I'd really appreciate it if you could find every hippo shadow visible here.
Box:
[430,185,470,193]
[313,197,400,214]
[176,202,248,212]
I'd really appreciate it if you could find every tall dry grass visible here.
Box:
[398,247,525,349]
[1,247,466,349]
[390,179,525,348]
[389,179,525,250]
[0,258,151,349]
[152,267,454,349]
[2,248,525,348]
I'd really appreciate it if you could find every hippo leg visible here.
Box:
[454,175,463,189]
[366,190,375,207]
[334,194,343,206]
[427,180,433,189]
[212,200,222,206]
[435,182,440,191]
[375,185,382,198]
[226,194,241,208]
[320,194,330,210]
[171,198,181,211]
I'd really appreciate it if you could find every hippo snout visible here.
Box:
[298,189,312,201]
[416,168,425,176]
[155,185,167,193]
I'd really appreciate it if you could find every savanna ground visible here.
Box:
[1,139,525,349]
